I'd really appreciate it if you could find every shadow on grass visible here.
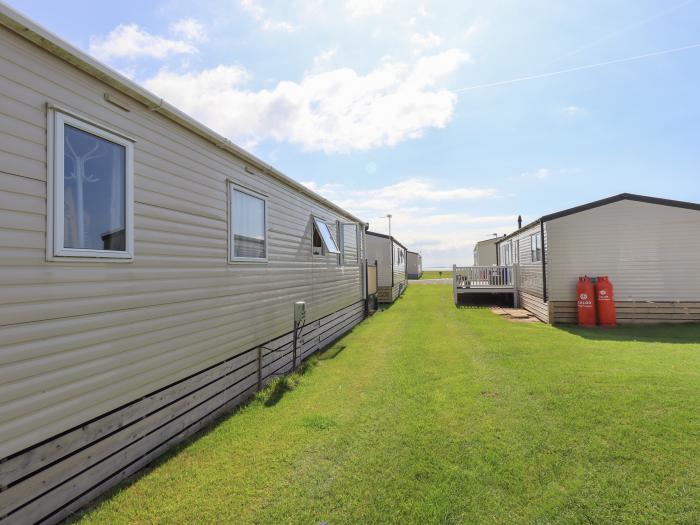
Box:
[262,358,317,407]
[557,323,700,344]
[319,344,347,360]
[65,323,364,522]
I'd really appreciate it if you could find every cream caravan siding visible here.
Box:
[392,241,406,287]
[473,238,498,265]
[498,223,546,299]
[545,200,700,302]
[0,24,364,459]
[406,251,421,278]
[366,234,392,287]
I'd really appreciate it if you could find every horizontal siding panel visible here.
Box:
[518,291,548,323]
[0,23,365,462]
[0,170,45,196]
[0,148,45,180]
[546,201,700,302]
[0,209,44,232]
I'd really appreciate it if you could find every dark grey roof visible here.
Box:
[497,193,700,244]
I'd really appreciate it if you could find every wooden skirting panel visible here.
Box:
[377,281,407,304]
[519,291,549,323]
[0,301,365,525]
[550,301,700,324]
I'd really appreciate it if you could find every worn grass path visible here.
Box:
[80,285,700,524]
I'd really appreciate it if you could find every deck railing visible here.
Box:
[452,264,519,306]
[453,265,514,288]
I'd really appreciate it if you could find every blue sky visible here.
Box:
[11,0,700,267]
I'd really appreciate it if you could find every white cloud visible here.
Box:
[346,0,386,18]
[464,19,485,39]
[516,168,551,180]
[312,48,337,70]
[89,23,199,61]
[517,167,580,181]
[562,105,586,116]
[170,18,208,42]
[302,178,510,267]
[303,178,496,212]
[240,0,299,32]
[411,31,444,51]
[144,48,470,153]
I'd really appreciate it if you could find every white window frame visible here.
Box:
[312,217,340,257]
[228,182,269,263]
[47,106,135,261]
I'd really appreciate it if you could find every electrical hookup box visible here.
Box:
[294,301,306,324]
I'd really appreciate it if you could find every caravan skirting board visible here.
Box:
[376,282,406,304]
[0,301,365,525]
[549,301,700,324]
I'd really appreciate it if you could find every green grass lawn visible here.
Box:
[80,286,700,524]
[419,270,452,279]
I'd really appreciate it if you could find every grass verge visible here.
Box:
[80,285,700,524]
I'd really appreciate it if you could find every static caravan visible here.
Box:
[473,237,499,266]
[365,231,407,303]
[0,5,367,523]
[406,250,422,279]
[496,193,700,324]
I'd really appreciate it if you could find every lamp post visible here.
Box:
[386,214,392,237]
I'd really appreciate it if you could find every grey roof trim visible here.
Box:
[541,193,700,222]
[365,231,407,251]
[0,2,365,225]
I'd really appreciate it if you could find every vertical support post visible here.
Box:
[257,346,262,390]
[452,264,458,306]
[292,322,298,371]
[364,258,369,318]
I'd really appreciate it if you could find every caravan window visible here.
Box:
[530,233,542,262]
[230,186,267,261]
[312,217,340,256]
[49,109,134,259]
[502,243,511,265]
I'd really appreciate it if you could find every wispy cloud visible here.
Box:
[312,48,338,71]
[561,104,586,116]
[411,31,444,51]
[516,167,580,181]
[346,0,386,18]
[240,0,299,32]
[170,18,208,43]
[464,19,486,39]
[89,20,204,61]
[303,178,497,213]
[302,178,510,266]
[144,48,470,153]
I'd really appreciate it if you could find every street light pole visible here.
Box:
[386,214,392,237]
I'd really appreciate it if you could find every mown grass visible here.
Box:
[80,285,700,524]
[419,270,452,280]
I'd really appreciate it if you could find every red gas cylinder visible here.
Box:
[595,276,616,327]
[576,276,596,327]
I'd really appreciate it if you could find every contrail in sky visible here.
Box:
[453,42,700,93]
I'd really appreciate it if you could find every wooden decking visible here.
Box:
[452,265,519,306]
